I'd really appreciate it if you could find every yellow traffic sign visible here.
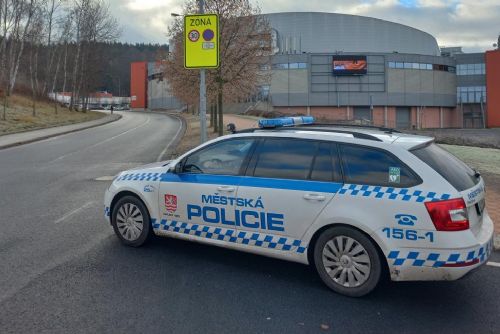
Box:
[184,14,219,69]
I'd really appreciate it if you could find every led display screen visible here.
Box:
[332,56,367,75]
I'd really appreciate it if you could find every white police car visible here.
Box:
[104,117,494,297]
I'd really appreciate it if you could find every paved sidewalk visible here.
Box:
[223,114,259,130]
[410,128,500,149]
[0,112,121,150]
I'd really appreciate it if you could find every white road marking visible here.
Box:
[55,201,95,224]
[50,116,151,163]
[157,115,184,162]
[95,176,115,181]
[486,261,500,268]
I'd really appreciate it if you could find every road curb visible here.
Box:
[159,113,187,160]
[494,233,500,251]
[0,114,122,150]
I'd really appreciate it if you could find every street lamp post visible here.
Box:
[198,0,208,143]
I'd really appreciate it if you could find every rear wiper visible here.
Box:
[473,168,481,178]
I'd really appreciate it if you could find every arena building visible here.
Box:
[130,12,500,128]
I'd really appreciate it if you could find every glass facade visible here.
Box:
[457,86,486,103]
[456,63,485,76]
[388,61,455,73]
[272,62,308,70]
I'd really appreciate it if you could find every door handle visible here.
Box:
[303,193,326,201]
[217,185,235,192]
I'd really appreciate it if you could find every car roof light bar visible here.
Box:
[258,116,315,128]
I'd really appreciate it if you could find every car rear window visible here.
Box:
[411,143,478,191]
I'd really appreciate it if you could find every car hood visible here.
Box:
[126,160,173,172]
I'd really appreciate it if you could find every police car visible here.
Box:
[104,116,494,297]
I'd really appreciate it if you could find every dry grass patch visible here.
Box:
[169,112,223,158]
[0,94,105,135]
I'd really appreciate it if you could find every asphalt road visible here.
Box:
[1,111,500,333]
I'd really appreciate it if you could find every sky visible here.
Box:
[111,0,500,52]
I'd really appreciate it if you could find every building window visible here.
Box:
[272,62,307,70]
[457,86,486,103]
[389,61,455,73]
[457,63,485,76]
[272,63,288,70]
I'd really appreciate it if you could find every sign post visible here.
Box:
[184,1,219,143]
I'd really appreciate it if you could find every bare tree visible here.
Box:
[0,0,124,121]
[1,0,24,120]
[166,0,272,135]
[8,0,38,94]
[69,0,119,111]
[41,0,63,96]
[28,4,45,116]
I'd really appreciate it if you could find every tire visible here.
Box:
[313,226,382,297]
[111,195,152,247]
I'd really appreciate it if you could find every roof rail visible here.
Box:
[303,122,401,134]
[235,126,383,142]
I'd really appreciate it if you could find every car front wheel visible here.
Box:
[313,226,382,297]
[111,196,152,247]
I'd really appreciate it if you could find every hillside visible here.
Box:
[0,95,104,136]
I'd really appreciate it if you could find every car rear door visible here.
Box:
[234,138,342,253]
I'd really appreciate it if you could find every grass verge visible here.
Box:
[0,94,105,136]
[169,112,223,158]
[440,144,500,235]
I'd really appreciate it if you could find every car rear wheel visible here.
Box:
[111,196,152,247]
[313,226,382,297]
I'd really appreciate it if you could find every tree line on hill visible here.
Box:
[0,0,166,120]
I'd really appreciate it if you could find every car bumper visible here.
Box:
[387,213,494,281]
[104,188,113,223]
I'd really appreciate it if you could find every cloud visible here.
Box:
[112,0,499,51]
[111,0,185,43]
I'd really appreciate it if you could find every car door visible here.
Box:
[234,137,342,253]
[157,137,256,243]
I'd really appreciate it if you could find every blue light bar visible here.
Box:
[258,116,315,128]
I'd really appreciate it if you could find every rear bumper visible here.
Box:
[387,214,494,281]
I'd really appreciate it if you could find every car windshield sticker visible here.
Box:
[389,167,401,184]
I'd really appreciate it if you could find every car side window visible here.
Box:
[252,138,318,180]
[182,138,255,175]
[340,144,420,187]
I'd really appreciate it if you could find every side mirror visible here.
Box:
[174,160,183,174]
[226,123,236,133]
[167,160,183,174]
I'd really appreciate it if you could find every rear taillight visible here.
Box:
[425,198,469,231]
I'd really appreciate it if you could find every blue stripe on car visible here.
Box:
[152,218,308,254]
[116,172,451,202]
